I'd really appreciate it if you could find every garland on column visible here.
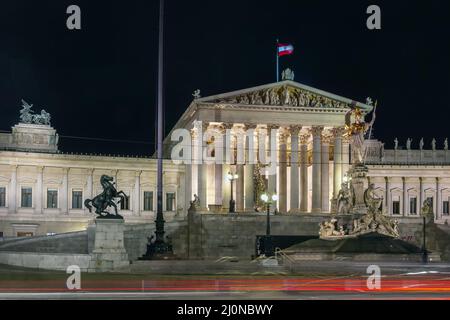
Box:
[253,162,267,212]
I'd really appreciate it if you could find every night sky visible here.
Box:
[1,0,450,156]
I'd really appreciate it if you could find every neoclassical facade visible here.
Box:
[1,80,449,237]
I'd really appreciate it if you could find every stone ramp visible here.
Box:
[0,231,88,254]
[121,259,287,275]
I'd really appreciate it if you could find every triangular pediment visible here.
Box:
[196,80,373,111]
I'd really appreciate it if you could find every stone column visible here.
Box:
[62,168,69,214]
[321,132,332,212]
[244,124,257,211]
[419,177,423,215]
[278,129,288,213]
[86,169,94,214]
[299,133,309,212]
[289,125,301,213]
[342,137,350,179]
[402,177,407,216]
[235,126,245,212]
[385,177,391,215]
[436,177,440,220]
[332,127,343,198]
[267,125,279,203]
[134,171,141,215]
[9,165,17,214]
[35,166,44,214]
[197,122,209,211]
[311,126,323,212]
[220,123,234,212]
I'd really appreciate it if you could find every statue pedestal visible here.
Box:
[349,163,368,214]
[88,219,129,272]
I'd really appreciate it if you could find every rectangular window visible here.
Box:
[21,188,32,208]
[72,190,83,209]
[443,201,449,216]
[0,187,5,207]
[409,197,417,215]
[392,201,400,215]
[166,192,175,212]
[120,194,130,210]
[47,189,58,208]
[144,191,153,211]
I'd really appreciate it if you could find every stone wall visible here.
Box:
[186,212,427,259]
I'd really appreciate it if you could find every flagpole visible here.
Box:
[276,38,279,82]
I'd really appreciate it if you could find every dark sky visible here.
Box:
[1,0,450,155]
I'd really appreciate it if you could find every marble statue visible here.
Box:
[366,97,373,106]
[420,138,424,150]
[432,138,436,151]
[364,183,383,214]
[422,198,433,216]
[406,138,412,150]
[319,218,345,237]
[281,68,295,81]
[445,138,448,151]
[192,89,201,99]
[394,138,398,150]
[344,106,376,163]
[189,194,200,210]
[337,182,352,214]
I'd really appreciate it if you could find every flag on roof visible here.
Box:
[277,43,294,57]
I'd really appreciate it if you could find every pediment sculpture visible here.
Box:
[211,85,352,109]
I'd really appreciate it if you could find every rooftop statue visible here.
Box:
[19,99,52,126]
[432,138,436,151]
[419,138,424,150]
[281,68,295,81]
[406,138,412,150]
[192,89,201,99]
[445,138,448,151]
[394,138,398,150]
[344,104,377,164]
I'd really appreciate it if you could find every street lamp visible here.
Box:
[260,193,278,257]
[422,213,428,264]
[227,172,239,213]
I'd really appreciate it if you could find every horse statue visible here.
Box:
[84,175,128,219]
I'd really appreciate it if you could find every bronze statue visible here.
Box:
[85,175,128,219]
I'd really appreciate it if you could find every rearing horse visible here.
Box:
[84,175,128,219]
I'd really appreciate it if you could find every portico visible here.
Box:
[167,80,372,213]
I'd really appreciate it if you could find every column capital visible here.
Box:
[436,177,440,183]
[243,123,257,130]
[384,176,390,182]
[10,164,18,171]
[279,129,289,144]
[222,122,234,130]
[135,170,142,178]
[322,132,333,145]
[310,126,324,137]
[267,123,280,130]
[87,168,94,175]
[202,121,210,132]
[331,126,345,138]
[37,166,44,173]
[289,125,302,135]
[62,167,69,174]
[299,133,310,145]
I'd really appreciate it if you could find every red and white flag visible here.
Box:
[277,43,294,57]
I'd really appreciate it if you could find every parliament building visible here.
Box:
[1,80,449,257]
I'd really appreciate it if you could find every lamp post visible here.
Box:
[260,193,278,257]
[227,172,239,213]
[422,214,428,264]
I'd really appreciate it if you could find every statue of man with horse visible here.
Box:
[85,175,128,219]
